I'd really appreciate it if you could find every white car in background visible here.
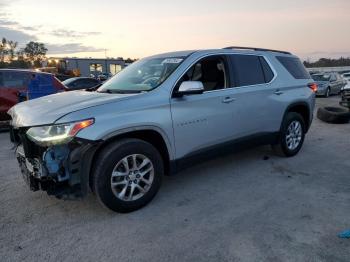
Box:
[342,73,350,91]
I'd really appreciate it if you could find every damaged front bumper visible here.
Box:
[12,127,100,199]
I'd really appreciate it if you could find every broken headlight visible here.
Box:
[26,119,94,146]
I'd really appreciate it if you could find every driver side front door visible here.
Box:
[170,55,238,159]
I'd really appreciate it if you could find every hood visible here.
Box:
[8,90,136,127]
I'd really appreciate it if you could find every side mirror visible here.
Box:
[174,81,204,97]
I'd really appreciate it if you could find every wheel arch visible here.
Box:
[89,127,173,190]
[283,102,311,132]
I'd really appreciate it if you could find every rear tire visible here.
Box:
[272,112,305,157]
[92,138,163,213]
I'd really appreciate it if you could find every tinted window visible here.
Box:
[276,56,310,79]
[230,55,265,86]
[83,79,99,88]
[68,79,82,89]
[2,71,30,88]
[259,57,274,82]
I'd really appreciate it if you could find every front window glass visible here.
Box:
[98,57,185,93]
[176,56,227,92]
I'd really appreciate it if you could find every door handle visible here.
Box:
[222,97,236,103]
[274,90,284,95]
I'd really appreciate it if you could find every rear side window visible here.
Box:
[2,71,30,88]
[230,55,273,87]
[276,56,310,79]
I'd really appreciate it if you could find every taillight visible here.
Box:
[308,83,318,92]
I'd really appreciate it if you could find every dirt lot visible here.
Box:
[1,96,350,262]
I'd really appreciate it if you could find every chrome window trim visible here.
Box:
[171,52,278,96]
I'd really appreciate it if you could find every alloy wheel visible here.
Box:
[110,154,154,201]
[286,120,302,150]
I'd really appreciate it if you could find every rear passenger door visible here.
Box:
[335,74,344,93]
[329,74,338,94]
[227,54,284,136]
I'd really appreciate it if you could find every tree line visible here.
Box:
[2,37,349,69]
[0,37,48,68]
[304,57,350,68]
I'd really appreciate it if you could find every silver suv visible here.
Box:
[9,47,316,212]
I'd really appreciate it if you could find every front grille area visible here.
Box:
[17,130,47,159]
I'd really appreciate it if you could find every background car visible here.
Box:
[341,73,350,91]
[62,77,101,91]
[342,72,350,82]
[312,72,345,97]
[0,69,66,124]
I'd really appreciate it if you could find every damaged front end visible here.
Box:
[10,120,99,200]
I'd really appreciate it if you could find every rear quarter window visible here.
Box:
[259,57,274,82]
[276,56,310,79]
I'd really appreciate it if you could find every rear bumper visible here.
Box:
[13,129,100,199]
[315,86,327,96]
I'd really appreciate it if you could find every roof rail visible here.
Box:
[223,46,291,55]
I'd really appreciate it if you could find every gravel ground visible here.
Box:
[1,96,350,262]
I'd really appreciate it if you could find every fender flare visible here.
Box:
[98,125,175,160]
[282,101,312,132]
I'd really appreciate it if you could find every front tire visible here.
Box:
[272,112,305,157]
[325,87,330,97]
[92,138,163,213]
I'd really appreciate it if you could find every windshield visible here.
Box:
[62,78,77,85]
[98,57,185,93]
[312,74,330,81]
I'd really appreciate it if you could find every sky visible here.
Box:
[0,0,349,61]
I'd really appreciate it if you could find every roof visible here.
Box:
[149,47,294,59]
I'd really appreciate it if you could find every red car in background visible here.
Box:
[0,69,66,125]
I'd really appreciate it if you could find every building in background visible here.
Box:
[42,57,125,78]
